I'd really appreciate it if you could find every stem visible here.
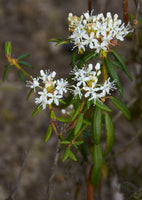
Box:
[103,59,107,83]
[88,0,92,14]
[7,56,32,81]
[14,62,32,81]
[122,0,128,25]
[47,138,60,199]
[49,104,59,137]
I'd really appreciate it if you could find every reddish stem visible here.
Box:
[88,0,92,14]
[122,0,129,24]
[87,165,94,200]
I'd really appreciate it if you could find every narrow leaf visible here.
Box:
[71,103,81,121]
[56,117,71,123]
[96,99,111,112]
[74,141,84,145]
[18,71,26,83]
[104,58,123,97]
[91,144,103,186]
[17,53,32,60]
[111,50,132,81]
[45,125,52,142]
[70,49,78,68]
[83,120,91,126]
[92,107,102,144]
[48,38,61,42]
[55,40,70,47]
[32,104,42,117]
[104,113,114,156]
[2,64,11,82]
[62,147,70,162]
[69,150,77,161]
[74,113,83,135]
[110,96,131,119]
[18,61,34,68]
[60,141,70,144]
[77,51,97,68]
[26,88,34,101]
[7,41,12,55]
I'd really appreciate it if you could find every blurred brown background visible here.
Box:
[0,0,142,200]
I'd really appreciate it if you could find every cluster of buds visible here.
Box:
[68,11,133,54]
[27,70,68,109]
[70,63,116,104]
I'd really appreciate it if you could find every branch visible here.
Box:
[122,0,129,25]
[5,149,30,200]
[88,0,92,14]
[46,138,61,199]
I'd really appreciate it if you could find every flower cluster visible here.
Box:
[27,70,68,109]
[70,63,116,104]
[27,63,116,109]
[68,11,133,54]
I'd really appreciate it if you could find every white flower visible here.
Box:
[100,78,116,96]
[95,63,101,70]
[71,85,82,99]
[83,32,98,49]
[26,77,39,92]
[35,88,48,109]
[47,91,62,106]
[68,11,133,54]
[40,69,56,82]
[56,78,68,95]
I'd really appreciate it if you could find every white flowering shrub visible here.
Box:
[3,10,133,190]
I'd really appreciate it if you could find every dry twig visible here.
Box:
[5,150,30,200]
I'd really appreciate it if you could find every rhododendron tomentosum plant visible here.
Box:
[3,10,133,190]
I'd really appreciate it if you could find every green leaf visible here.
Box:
[56,117,71,123]
[48,38,61,42]
[5,41,11,56]
[96,99,112,112]
[55,39,70,47]
[17,53,32,60]
[110,96,131,120]
[45,125,52,142]
[58,99,66,105]
[32,104,42,117]
[26,88,34,101]
[18,61,34,68]
[62,147,70,162]
[92,107,102,144]
[74,141,84,145]
[74,113,83,135]
[2,64,11,82]
[91,144,103,186]
[104,113,115,156]
[111,60,124,70]
[69,150,77,161]
[83,119,91,126]
[59,135,66,141]
[70,49,78,68]
[17,71,26,83]
[77,51,97,68]
[60,141,70,144]
[104,58,123,97]
[50,110,56,120]
[71,103,81,121]
[111,50,132,81]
